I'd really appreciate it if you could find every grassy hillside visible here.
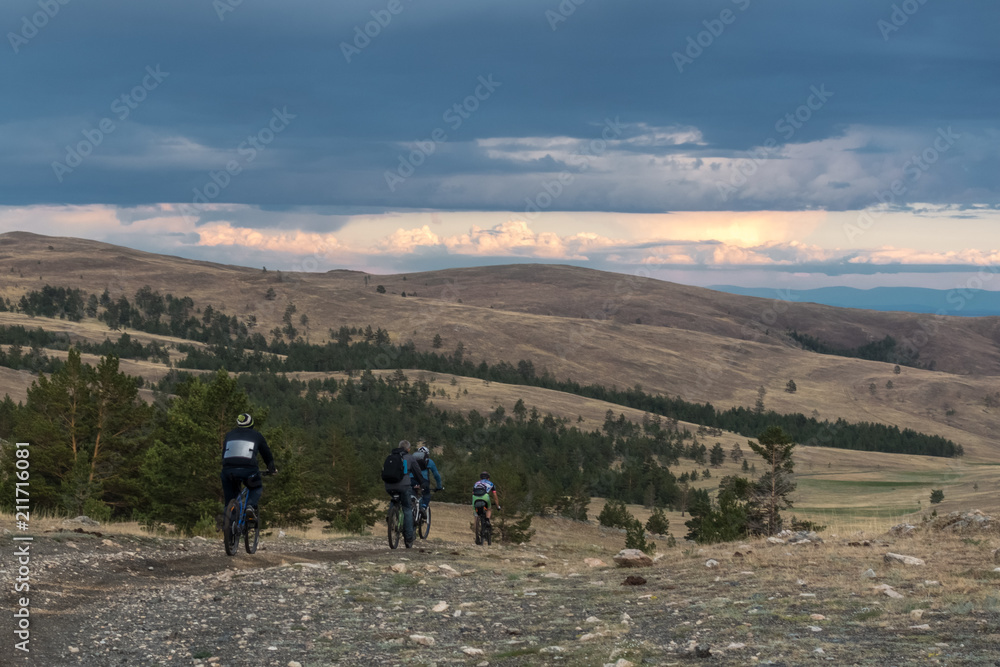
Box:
[2,231,1000,522]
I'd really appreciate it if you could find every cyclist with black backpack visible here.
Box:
[381,439,419,548]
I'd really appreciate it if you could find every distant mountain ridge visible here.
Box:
[708,285,1000,317]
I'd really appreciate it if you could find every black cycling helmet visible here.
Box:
[236,413,254,428]
[480,471,490,480]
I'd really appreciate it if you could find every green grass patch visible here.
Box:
[851,608,884,621]
[192,650,213,659]
[494,647,540,659]
[390,573,419,587]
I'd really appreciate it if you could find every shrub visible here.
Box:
[625,518,656,554]
[598,499,633,529]
[645,507,670,535]
[930,489,944,504]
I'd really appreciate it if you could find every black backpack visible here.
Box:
[473,480,490,496]
[381,450,408,483]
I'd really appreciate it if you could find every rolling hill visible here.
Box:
[2,231,1000,453]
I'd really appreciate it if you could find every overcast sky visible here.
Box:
[1,0,998,290]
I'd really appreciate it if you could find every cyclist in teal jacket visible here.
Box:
[412,445,443,509]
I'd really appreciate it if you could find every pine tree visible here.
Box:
[746,426,796,536]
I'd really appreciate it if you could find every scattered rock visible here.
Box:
[540,646,566,654]
[910,624,931,630]
[725,642,746,650]
[885,552,925,566]
[613,549,653,568]
[924,580,940,587]
[862,568,877,579]
[888,523,917,537]
[584,557,607,568]
[608,660,635,667]
[409,634,435,646]
[931,510,995,533]
[705,559,720,569]
[874,584,904,599]
[391,563,407,573]
[807,625,822,632]
[62,516,100,527]
[461,646,484,656]
[787,530,823,544]
[621,575,647,586]
[910,609,924,621]
[432,601,449,612]
[585,616,602,624]
[288,662,302,667]
[68,647,79,654]
[766,537,785,545]
[810,614,826,621]
[694,644,712,658]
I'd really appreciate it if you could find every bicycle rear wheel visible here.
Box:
[418,504,431,540]
[387,501,402,549]
[244,507,260,554]
[223,501,240,556]
[483,516,492,546]
[474,512,483,545]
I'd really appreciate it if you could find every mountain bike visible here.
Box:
[386,490,409,549]
[473,499,492,546]
[414,488,441,540]
[222,470,274,556]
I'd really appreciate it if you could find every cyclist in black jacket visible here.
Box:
[221,413,277,522]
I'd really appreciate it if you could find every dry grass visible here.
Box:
[5,231,1000,531]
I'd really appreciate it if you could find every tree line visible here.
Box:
[4,285,963,460]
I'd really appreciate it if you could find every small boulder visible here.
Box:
[613,549,652,568]
[409,634,435,646]
[432,601,449,613]
[584,557,608,568]
[705,559,720,569]
[861,568,877,579]
[888,523,917,537]
[766,537,785,545]
[884,552,925,566]
[621,575,647,586]
[63,516,100,527]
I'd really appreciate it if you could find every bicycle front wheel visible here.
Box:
[387,502,402,549]
[418,505,431,540]
[223,501,240,556]
[244,509,260,554]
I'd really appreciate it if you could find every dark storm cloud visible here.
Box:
[1,0,997,213]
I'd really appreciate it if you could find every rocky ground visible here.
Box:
[4,513,1000,666]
